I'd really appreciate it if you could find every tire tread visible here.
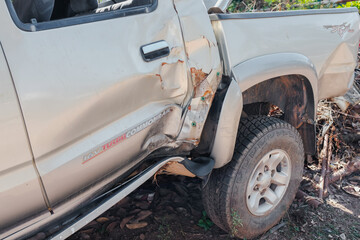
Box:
[202,116,304,237]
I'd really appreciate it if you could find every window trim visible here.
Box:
[5,0,158,32]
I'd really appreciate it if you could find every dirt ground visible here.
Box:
[67,86,360,240]
[67,170,360,240]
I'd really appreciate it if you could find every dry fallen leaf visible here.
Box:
[126,222,148,230]
[134,210,152,222]
[96,217,109,223]
[120,215,135,229]
[106,222,118,232]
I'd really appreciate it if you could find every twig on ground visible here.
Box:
[329,159,360,184]
[323,133,333,197]
[296,190,323,208]
[319,134,329,199]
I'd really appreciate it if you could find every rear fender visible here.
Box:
[211,53,318,168]
[232,53,318,102]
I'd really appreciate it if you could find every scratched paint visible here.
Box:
[174,0,222,144]
[191,67,208,87]
[180,69,221,144]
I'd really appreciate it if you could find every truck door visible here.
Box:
[0,45,49,233]
[1,0,189,208]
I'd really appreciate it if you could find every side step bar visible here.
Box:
[51,157,184,240]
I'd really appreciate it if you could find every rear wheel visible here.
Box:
[203,116,304,239]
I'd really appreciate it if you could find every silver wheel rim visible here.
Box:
[246,149,291,216]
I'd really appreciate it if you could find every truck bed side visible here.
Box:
[210,8,360,101]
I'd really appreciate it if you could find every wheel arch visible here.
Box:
[242,75,316,156]
[209,53,317,168]
[232,53,318,103]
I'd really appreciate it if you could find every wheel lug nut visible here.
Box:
[254,185,259,191]
[257,173,262,181]
[264,165,269,172]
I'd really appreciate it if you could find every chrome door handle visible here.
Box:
[140,40,170,62]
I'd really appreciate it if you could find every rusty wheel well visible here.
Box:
[242,75,316,155]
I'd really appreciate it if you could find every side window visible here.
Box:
[7,0,155,30]
[96,0,153,13]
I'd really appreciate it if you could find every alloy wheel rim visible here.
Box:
[246,149,291,216]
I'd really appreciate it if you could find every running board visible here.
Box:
[51,157,184,240]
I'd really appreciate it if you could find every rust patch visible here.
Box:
[203,90,212,98]
[194,77,214,99]
[155,74,163,89]
[190,67,208,87]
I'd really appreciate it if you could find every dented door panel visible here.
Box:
[0,0,188,206]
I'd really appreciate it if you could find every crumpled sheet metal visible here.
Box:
[156,60,186,93]
[180,67,222,145]
[174,0,222,145]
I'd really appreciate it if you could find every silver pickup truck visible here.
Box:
[0,0,359,239]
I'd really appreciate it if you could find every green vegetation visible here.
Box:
[228,0,360,12]
[337,1,360,11]
[350,226,360,238]
[230,209,243,237]
[197,211,214,231]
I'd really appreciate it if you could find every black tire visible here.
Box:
[202,116,304,239]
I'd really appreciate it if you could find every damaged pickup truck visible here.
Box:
[0,0,359,239]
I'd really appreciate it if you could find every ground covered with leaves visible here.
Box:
[67,89,360,240]
[67,170,359,240]
[67,64,360,240]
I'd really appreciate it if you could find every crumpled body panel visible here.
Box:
[175,0,222,145]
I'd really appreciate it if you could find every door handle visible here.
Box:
[140,40,170,62]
